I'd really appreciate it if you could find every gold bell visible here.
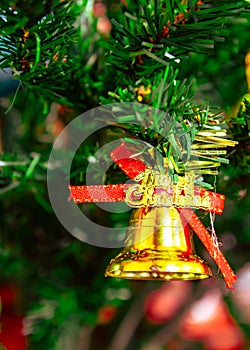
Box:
[105,206,212,281]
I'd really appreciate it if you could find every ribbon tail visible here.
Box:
[178,208,237,290]
[68,184,129,203]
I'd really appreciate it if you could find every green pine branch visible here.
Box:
[105,0,249,75]
[0,0,104,108]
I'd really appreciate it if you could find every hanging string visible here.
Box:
[210,174,222,273]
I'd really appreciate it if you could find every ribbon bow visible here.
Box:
[69,142,237,289]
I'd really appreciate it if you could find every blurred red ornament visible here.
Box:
[97,305,117,324]
[181,290,244,350]
[97,17,112,36]
[93,2,107,17]
[0,284,27,350]
[0,285,17,308]
[0,313,27,350]
[144,281,191,324]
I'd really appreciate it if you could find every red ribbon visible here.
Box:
[69,142,237,289]
[178,208,237,289]
[69,184,224,214]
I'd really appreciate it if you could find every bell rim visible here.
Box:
[105,253,212,281]
[105,272,211,281]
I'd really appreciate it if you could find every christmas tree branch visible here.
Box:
[0,0,104,108]
[105,0,250,74]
